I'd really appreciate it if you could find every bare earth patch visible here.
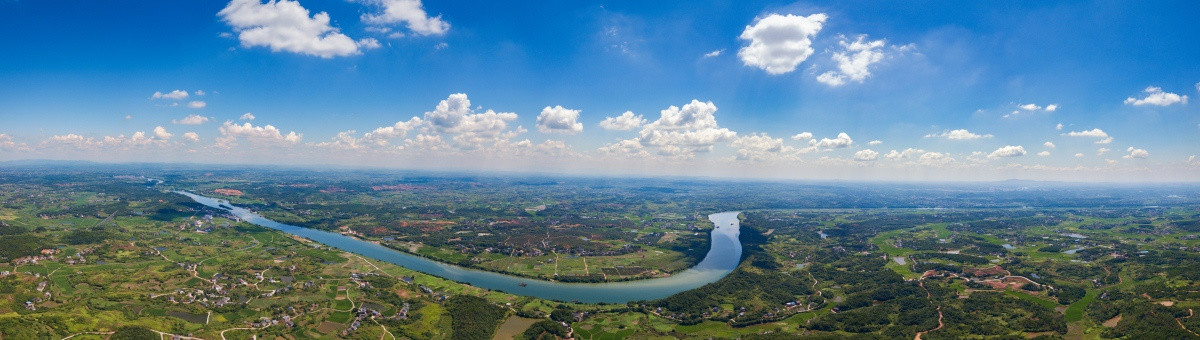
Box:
[1102,315,1122,327]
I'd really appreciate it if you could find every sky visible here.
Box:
[1,0,1199,182]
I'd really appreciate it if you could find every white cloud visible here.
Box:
[359,0,450,36]
[366,117,422,141]
[917,152,954,166]
[737,13,827,75]
[153,126,173,140]
[195,90,206,96]
[0,134,24,150]
[1037,151,1050,157]
[1055,123,1063,131]
[732,133,792,161]
[1063,128,1113,144]
[536,105,584,134]
[240,112,256,120]
[809,132,853,149]
[418,93,525,150]
[1043,141,1055,148]
[597,139,650,158]
[1097,147,1110,156]
[603,100,736,158]
[216,121,302,148]
[791,132,813,141]
[218,0,378,58]
[868,140,882,145]
[853,149,878,161]
[187,101,207,109]
[703,49,724,58]
[43,129,174,149]
[125,115,132,120]
[988,145,1026,158]
[150,90,189,100]
[183,132,200,142]
[885,148,925,160]
[816,35,886,86]
[1075,153,1084,158]
[1003,103,1056,118]
[1124,86,1188,106]
[1124,147,1148,159]
[599,111,646,131]
[173,114,210,125]
[924,129,992,140]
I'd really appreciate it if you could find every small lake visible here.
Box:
[178,191,742,303]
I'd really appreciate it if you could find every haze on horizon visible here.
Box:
[1,1,1198,182]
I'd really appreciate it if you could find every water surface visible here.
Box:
[179,191,742,303]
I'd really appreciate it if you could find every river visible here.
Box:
[177,191,742,303]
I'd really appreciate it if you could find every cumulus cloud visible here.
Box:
[187,101,207,109]
[43,129,174,149]
[218,0,379,58]
[816,35,887,86]
[737,13,827,75]
[152,126,173,140]
[1037,151,1050,157]
[732,133,792,161]
[809,132,853,149]
[868,140,882,145]
[791,132,813,141]
[853,149,878,161]
[885,148,925,160]
[1124,86,1188,106]
[316,117,424,150]
[1044,141,1055,148]
[1056,123,1063,131]
[1124,147,1148,159]
[599,111,646,131]
[240,112,256,120]
[917,152,954,166]
[1075,153,1084,158]
[881,148,956,166]
[173,114,210,125]
[183,132,200,142]
[216,121,302,148]
[418,93,524,150]
[0,134,27,151]
[597,139,650,158]
[359,0,450,36]
[150,90,189,100]
[536,105,583,134]
[1097,147,1110,156]
[1003,102,1057,118]
[1063,128,1113,144]
[602,100,736,158]
[988,145,1026,158]
[924,129,992,140]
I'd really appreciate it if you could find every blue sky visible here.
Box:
[1,0,1198,181]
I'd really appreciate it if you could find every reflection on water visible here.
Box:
[178,191,742,303]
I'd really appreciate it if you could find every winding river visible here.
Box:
[178,191,742,303]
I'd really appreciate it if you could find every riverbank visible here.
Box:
[179,191,743,304]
